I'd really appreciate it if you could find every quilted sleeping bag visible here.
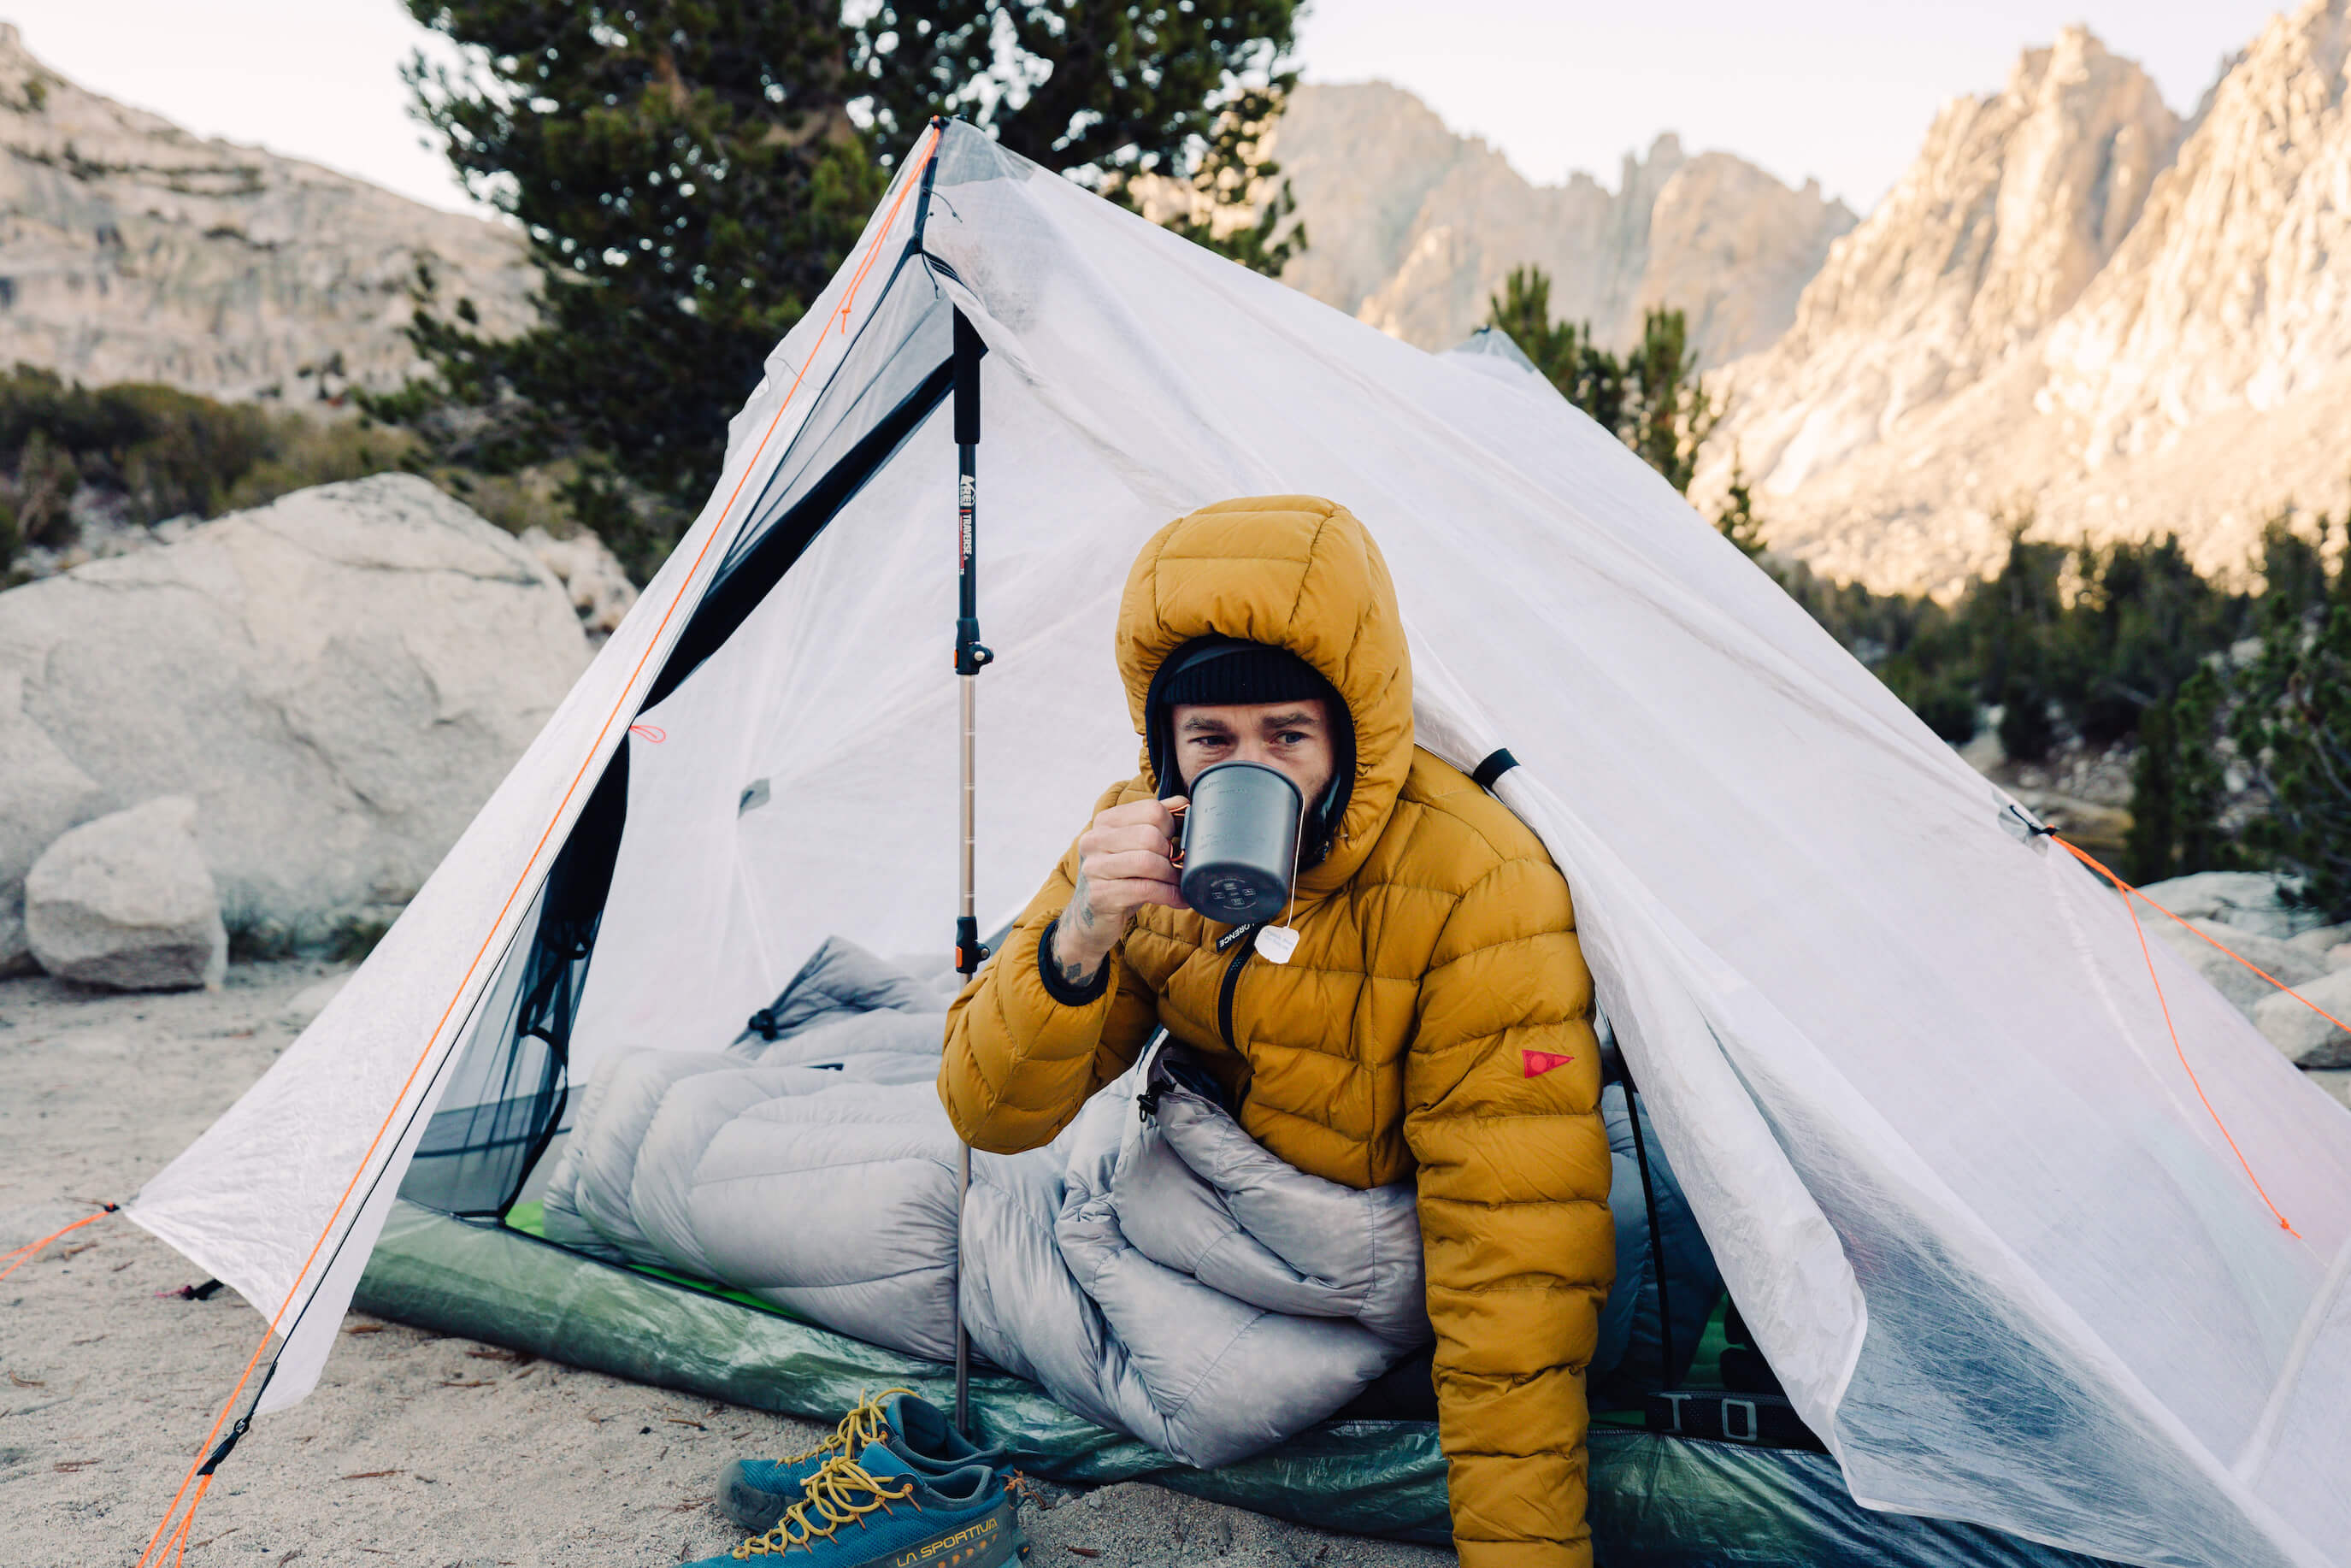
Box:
[539,938,1710,1469]
[539,939,1433,1467]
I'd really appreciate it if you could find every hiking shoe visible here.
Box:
[696,1448,1027,1566]
[721,1390,1011,1531]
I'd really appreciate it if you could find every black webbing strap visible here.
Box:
[1622,1067,1676,1388]
[1471,748,1519,792]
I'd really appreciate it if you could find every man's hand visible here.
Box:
[1049,796,1187,990]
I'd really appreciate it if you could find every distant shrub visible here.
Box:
[221,416,419,514]
[0,363,419,578]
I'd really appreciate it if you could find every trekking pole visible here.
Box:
[950,307,993,1436]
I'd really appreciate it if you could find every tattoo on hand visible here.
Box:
[1058,873,1107,987]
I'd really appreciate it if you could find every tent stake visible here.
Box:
[950,307,993,1437]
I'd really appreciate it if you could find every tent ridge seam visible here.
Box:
[2232,1230,2351,1487]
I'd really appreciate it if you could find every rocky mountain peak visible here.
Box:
[0,27,534,401]
[1258,82,1484,335]
[1264,83,1854,366]
[0,22,39,86]
[1702,6,2351,597]
[1728,26,2178,496]
[2041,0,2351,463]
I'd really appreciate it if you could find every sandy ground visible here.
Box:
[9,964,2350,1568]
[0,964,1458,1568]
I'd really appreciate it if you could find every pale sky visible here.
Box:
[3,0,2286,218]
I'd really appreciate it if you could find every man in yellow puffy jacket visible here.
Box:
[940,496,1612,1568]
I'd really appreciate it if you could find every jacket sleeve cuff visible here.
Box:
[1035,917,1113,1006]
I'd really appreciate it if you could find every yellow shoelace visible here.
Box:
[732,1455,916,1559]
[772,1387,915,1466]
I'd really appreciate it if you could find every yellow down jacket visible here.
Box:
[940,497,1612,1568]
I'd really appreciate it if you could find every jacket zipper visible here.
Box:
[1217,924,1261,1050]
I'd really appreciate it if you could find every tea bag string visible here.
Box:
[1277,804,1304,932]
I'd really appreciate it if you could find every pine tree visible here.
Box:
[2171,664,2236,875]
[1961,526,2068,763]
[1485,267,1580,392]
[1134,91,1306,277]
[1485,266,1618,427]
[1626,307,1715,494]
[2127,664,2237,883]
[1714,449,1764,559]
[386,0,1300,580]
[849,0,1298,192]
[2125,698,2181,884]
[1480,271,1711,494]
[2235,599,2351,920]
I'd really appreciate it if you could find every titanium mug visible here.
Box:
[1178,761,1303,923]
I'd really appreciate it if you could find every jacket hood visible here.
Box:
[1117,496,1412,898]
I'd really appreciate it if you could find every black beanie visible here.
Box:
[1154,639,1332,710]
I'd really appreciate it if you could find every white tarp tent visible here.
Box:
[127,121,2351,1568]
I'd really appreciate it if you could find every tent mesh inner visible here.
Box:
[398,250,953,1219]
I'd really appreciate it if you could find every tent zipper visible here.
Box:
[1218,925,1261,1050]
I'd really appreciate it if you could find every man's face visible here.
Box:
[1170,698,1337,805]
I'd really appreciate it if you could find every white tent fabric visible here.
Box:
[129,122,2351,1568]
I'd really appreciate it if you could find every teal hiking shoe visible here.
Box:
[698,1448,1027,1567]
[721,1390,1011,1531]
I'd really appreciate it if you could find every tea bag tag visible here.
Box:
[1254,924,1299,964]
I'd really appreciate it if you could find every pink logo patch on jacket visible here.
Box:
[1521,1049,1576,1078]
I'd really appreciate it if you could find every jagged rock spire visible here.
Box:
[1706,5,2351,597]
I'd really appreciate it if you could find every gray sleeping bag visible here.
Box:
[540,939,1430,1468]
[541,939,1714,1466]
